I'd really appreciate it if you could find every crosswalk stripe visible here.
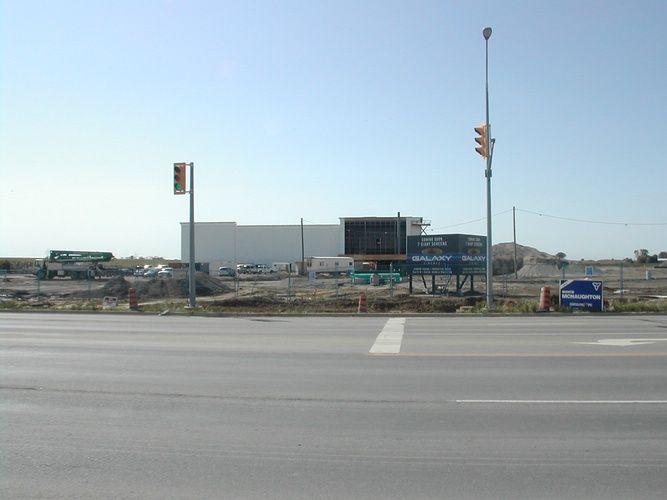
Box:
[369,318,406,354]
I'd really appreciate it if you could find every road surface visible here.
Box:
[2,312,667,499]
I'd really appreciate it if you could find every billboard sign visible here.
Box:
[407,234,486,275]
[559,279,604,311]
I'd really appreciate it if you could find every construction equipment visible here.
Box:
[34,250,114,280]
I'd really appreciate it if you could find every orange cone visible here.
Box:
[539,286,551,312]
[358,292,368,313]
[128,288,139,310]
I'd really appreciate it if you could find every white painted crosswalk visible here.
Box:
[369,318,406,354]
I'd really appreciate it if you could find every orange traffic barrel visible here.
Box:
[539,286,551,312]
[358,292,368,313]
[128,288,139,310]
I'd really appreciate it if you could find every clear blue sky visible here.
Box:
[2,0,666,260]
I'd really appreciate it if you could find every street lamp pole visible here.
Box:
[483,27,493,308]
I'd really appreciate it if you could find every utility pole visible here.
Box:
[396,211,401,274]
[513,206,518,279]
[300,217,305,276]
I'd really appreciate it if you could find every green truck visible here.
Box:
[34,250,114,280]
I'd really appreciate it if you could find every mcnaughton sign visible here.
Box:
[407,234,486,275]
[559,279,604,312]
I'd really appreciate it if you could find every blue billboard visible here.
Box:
[559,279,604,311]
[407,234,486,275]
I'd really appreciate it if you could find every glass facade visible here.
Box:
[344,219,406,255]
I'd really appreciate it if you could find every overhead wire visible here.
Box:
[514,208,667,227]
[431,208,667,231]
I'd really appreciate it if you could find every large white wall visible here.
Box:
[236,225,341,264]
[181,222,341,265]
[181,222,236,264]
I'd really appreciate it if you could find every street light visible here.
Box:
[483,26,493,309]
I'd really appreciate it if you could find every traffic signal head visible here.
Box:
[173,163,186,194]
[474,124,489,158]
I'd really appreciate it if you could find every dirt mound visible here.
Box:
[493,243,558,275]
[493,243,556,262]
[134,274,232,300]
[516,261,560,278]
[66,274,233,301]
[101,276,130,297]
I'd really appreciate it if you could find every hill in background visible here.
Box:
[493,242,600,278]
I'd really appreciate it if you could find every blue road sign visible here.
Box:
[559,279,604,311]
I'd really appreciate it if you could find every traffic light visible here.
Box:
[173,163,186,194]
[474,124,489,158]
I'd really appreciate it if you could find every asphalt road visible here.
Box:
[2,312,667,499]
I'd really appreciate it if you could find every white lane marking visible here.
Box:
[456,400,667,404]
[369,318,406,354]
[574,338,667,347]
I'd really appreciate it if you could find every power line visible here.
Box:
[430,208,513,231]
[515,208,667,227]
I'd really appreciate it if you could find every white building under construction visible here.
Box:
[180,216,428,271]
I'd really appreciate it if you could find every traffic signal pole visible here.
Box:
[173,161,196,308]
[188,162,196,308]
[483,27,493,309]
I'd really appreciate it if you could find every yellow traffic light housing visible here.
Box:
[173,163,187,194]
[474,124,489,158]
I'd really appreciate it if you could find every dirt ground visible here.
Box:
[2,262,666,313]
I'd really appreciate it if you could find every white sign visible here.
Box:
[102,296,118,309]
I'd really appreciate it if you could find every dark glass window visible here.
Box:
[344,220,406,255]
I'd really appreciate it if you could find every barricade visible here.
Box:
[128,288,139,310]
[539,286,551,312]
[357,292,368,313]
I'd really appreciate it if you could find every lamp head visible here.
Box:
[483,27,492,40]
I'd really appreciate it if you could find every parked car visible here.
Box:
[218,266,235,277]
[237,264,254,274]
[143,268,159,278]
[254,264,273,274]
[157,267,173,278]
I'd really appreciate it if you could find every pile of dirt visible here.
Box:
[133,278,186,300]
[194,273,231,295]
[516,257,561,278]
[68,274,233,300]
[493,243,557,276]
[101,276,130,298]
[493,242,555,262]
[133,274,232,300]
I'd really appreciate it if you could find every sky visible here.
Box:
[1,0,666,260]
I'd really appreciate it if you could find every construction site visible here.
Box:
[2,244,666,314]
